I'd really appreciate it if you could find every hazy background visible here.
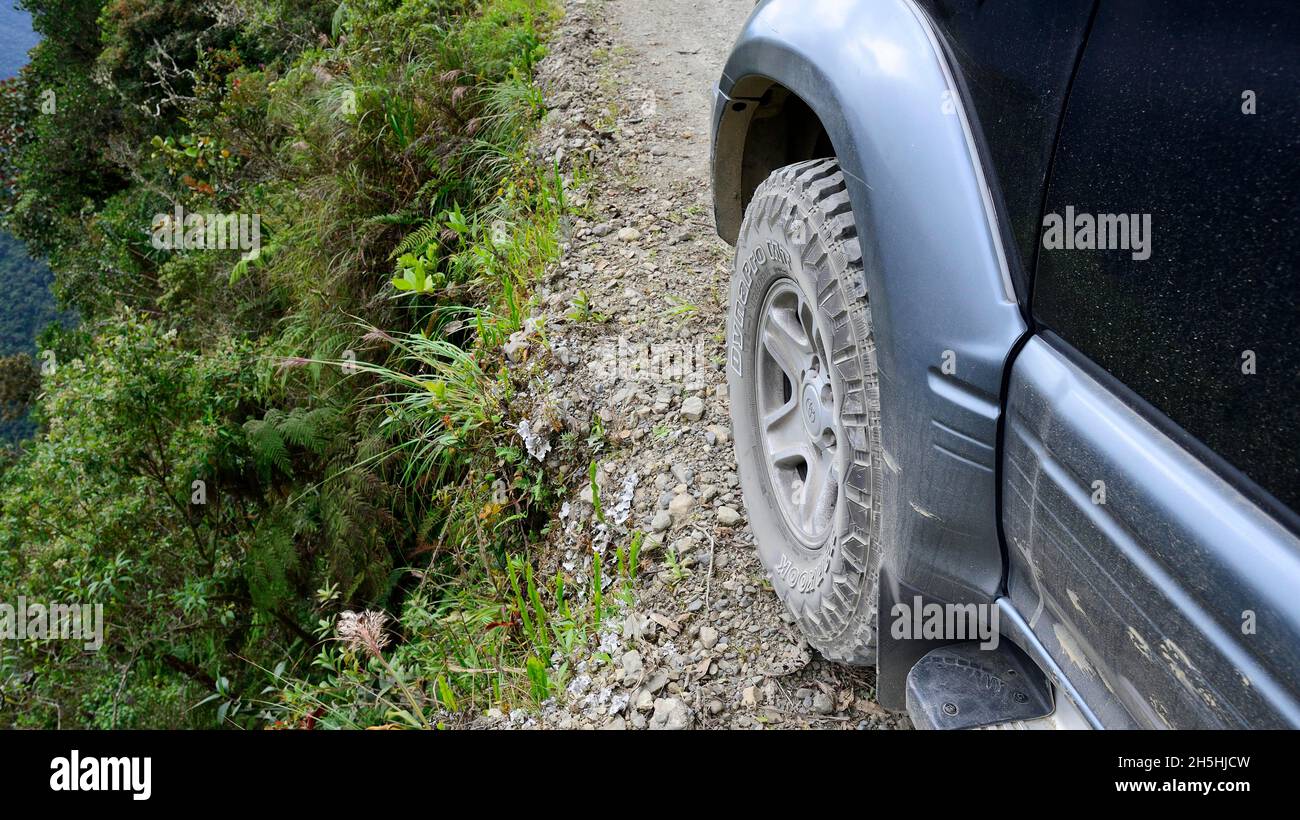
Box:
[0,1,61,442]
[0,3,41,76]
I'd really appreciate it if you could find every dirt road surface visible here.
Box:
[477,0,906,730]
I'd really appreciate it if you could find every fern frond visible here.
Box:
[391,217,441,258]
[245,411,292,477]
[363,212,422,227]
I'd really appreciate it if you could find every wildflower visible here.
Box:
[336,610,391,658]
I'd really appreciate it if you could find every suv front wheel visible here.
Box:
[726,158,883,664]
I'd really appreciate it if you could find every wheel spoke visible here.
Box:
[762,308,812,381]
[799,299,819,360]
[770,442,817,471]
[763,399,803,453]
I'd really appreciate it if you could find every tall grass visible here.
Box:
[264,0,635,727]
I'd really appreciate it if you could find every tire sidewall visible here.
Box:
[727,205,845,620]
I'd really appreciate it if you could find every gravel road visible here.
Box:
[477,0,906,730]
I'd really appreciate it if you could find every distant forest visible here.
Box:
[0,2,67,444]
[0,228,66,442]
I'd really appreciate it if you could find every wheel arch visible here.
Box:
[713,77,834,246]
[713,0,1034,709]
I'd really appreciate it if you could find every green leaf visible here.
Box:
[437,676,457,711]
[525,656,549,703]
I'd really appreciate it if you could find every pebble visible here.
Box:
[646,670,670,694]
[717,506,743,526]
[680,396,705,421]
[635,688,655,710]
[649,697,693,730]
[651,510,672,532]
[668,492,695,523]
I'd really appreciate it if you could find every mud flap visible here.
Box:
[905,641,1053,730]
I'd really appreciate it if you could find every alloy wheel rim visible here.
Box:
[754,278,842,548]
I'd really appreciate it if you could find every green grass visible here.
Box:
[264,0,646,727]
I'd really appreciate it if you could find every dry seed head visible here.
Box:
[337,609,392,658]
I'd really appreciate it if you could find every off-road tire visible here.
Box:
[726,158,883,664]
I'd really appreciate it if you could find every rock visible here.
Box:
[812,692,834,715]
[624,611,653,639]
[646,670,670,694]
[680,396,705,421]
[705,424,730,445]
[640,533,664,555]
[668,492,695,523]
[670,536,698,559]
[671,463,694,484]
[621,650,643,678]
[635,688,655,711]
[651,510,673,532]
[616,227,641,242]
[717,506,743,526]
[649,697,693,730]
[601,716,626,730]
[707,699,724,716]
[591,222,613,237]
[742,685,760,708]
[699,626,719,649]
